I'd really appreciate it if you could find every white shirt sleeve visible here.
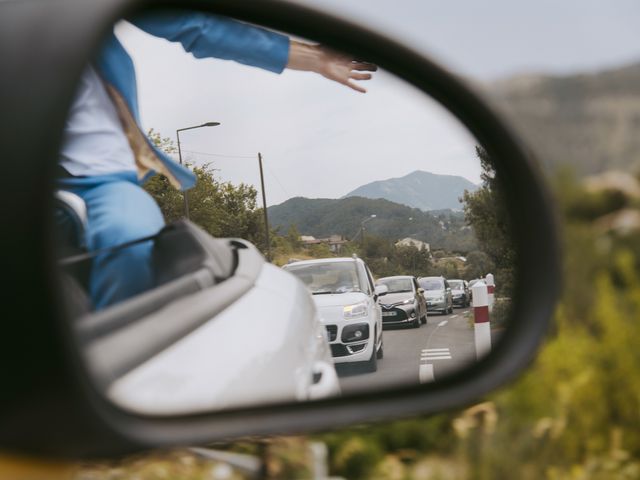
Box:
[59,66,137,177]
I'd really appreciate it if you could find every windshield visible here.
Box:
[377,277,414,293]
[285,261,363,294]
[419,278,444,291]
[449,280,464,290]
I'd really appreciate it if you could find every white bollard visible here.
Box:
[485,273,495,313]
[472,280,492,360]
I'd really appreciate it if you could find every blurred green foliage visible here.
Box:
[316,169,640,480]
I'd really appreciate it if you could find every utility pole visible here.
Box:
[258,152,272,262]
[176,130,189,219]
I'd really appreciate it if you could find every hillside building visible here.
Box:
[299,234,349,253]
[395,237,430,252]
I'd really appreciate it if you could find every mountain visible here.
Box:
[267,196,478,253]
[342,170,478,211]
[487,61,640,176]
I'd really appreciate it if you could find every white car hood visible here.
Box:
[424,290,445,299]
[107,263,340,415]
[379,292,414,306]
[312,292,369,324]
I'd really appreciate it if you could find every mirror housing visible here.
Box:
[374,284,389,296]
[0,0,560,458]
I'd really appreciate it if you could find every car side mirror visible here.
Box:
[0,0,560,457]
[374,284,389,296]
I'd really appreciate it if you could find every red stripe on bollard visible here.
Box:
[474,305,490,323]
[487,285,495,294]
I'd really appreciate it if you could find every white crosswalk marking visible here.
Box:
[437,320,448,327]
[421,348,452,360]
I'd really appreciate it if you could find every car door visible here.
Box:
[363,264,382,345]
[444,280,453,308]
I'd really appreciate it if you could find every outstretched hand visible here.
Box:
[287,41,377,93]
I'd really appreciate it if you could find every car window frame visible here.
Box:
[356,261,373,296]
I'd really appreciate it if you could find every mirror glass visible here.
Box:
[53,9,515,416]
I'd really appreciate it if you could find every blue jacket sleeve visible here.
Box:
[129,11,290,74]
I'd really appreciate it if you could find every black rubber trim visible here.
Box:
[75,268,215,344]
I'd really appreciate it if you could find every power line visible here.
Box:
[263,162,290,199]
[180,148,292,201]
[181,149,255,159]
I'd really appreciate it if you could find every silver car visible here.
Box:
[449,279,471,307]
[418,276,453,315]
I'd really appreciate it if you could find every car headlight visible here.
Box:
[343,302,368,319]
[433,296,444,302]
[396,298,413,305]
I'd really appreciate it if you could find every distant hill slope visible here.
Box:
[488,61,640,175]
[268,196,478,253]
[342,170,478,211]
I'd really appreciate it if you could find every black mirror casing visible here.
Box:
[0,0,560,458]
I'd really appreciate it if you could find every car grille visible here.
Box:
[330,344,349,357]
[325,325,337,342]
[381,307,408,322]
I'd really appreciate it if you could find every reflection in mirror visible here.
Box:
[53,9,515,416]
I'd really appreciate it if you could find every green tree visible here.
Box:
[461,147,516,293]
[394,244,432,277]
[464,250,495,281]
[286,224,302,250]
[143,129,266,248]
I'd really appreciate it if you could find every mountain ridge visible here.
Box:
[487,60,640,175]
[342,170,479,211]
[268,195,478,253]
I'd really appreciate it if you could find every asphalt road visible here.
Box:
[337,307,477,394]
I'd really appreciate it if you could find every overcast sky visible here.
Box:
[116,1,640,206]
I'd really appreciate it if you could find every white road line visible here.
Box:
[419,363,435,383]
[450,315,458,319]
[437,320,448,327]
[421,347,452,361]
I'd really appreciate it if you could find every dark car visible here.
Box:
[449,279,471,307]
[376,275,427,328]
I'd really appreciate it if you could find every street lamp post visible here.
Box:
[176,122,221,219]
